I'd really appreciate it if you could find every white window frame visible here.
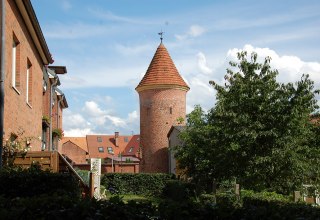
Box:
[12,42,16,87]
[26,65,29,103]
[107,147,114,154]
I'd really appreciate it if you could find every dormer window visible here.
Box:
[98,147,104,153]
[107,147,114,154]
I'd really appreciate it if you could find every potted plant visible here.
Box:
[52,128,63,139]
[42,115,50,128]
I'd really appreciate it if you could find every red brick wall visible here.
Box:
[3,0,45,150]
[61,141,88,164]
[139,88,187,173]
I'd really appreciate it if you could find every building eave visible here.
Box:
[15,0,53,64]
[136,84,190,93]
[48,66,67,74]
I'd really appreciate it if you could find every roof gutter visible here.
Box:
[0,0,5,168]
[15,0,53,64]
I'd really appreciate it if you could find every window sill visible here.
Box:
[12,86,20,95]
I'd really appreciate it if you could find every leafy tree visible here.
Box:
[174,105,215,189]
[175,51,319,194]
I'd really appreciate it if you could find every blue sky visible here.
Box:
[32,0,320,136]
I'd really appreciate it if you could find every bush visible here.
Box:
[199,193,216,205]
[75,168,90,185]
[0,166,81,199]
[101,173,173,196]
[0,190,319,219]
[162,180,196,201]
[241,190,320,219]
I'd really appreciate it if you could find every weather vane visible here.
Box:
[158,31,164,43]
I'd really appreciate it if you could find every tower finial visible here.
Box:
[158,31,164,43]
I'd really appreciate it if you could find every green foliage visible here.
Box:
[174,105,214,191]
[0,183,319,219]
[241,196,320,219]
[161,180,196,201]
[1,135,38,168]
[75,168,90,185]
[101,173,174,196]
[199,193,216,205]
[52,128,63,139]
[42,115,50,124]
[0,166,81,199]
[175,51,320,194]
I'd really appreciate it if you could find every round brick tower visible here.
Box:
[136,43,189,173]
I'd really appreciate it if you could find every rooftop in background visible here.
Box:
[62,137,88,152]
[80,133,140,159]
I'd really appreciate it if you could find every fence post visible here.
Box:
[89,172,94,199]
[235,183,240,200]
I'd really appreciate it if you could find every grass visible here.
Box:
[104,193,163,205]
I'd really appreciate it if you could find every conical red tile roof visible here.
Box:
[136,43,189,92]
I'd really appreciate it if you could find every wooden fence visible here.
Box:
[14,151,90,197]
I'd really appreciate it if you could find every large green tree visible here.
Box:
[175,51,320,194]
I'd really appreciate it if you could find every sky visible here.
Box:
[32,0,320,137]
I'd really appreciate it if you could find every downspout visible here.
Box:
[0,0,6,168]
[56,94,64,152]
[57,94,64,129]
[49,76,58,151]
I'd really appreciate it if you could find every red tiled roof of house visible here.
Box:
[86,134,140,159]
[136,43,189,92]
[61,137,88,152]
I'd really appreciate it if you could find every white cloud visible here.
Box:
[64,128,92,137]
[175,24,206,41]
[63,101,140,136]
[128,110,138,123]
[226,44,320,86]
[83,101,106,116]
[188,25,206,37]
[105,115,126,128]
[59,65,145,89]
[184,44,320,115]
[197,52,212,74]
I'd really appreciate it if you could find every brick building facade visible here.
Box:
[0,0,67,152]
[136,43,189,173]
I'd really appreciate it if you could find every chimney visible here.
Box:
[115,132,119,147]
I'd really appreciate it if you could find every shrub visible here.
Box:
[199,193,216,205]
[101,173,173,196]
[161,180,196,201]
[0,166,81,199]
[75,168,90,185]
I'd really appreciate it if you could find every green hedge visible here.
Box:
[242,197,320,219]
[0,194,319,220]
[101,173,174,196]
[0,167,81,198]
